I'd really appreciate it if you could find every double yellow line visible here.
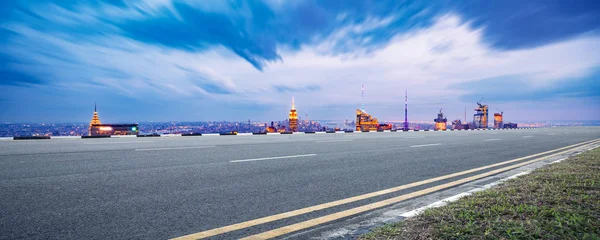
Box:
[173,139,599,240]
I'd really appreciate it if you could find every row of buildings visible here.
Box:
[268,86,518,133]
[87,87,518,136]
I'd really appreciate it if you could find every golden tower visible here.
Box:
[89,103,101,136]
[288,97,298,132]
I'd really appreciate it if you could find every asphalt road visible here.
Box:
[1,127,599,239]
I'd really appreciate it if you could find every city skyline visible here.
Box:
[1,1,599,123]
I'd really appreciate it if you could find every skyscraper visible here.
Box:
[289,97,298,132]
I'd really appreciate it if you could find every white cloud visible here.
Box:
[2,12,599,121]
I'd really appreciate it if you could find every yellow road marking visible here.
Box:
[241,139,599,240]
[171,139,598,240]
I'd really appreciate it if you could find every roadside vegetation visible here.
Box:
[361,147,600,240]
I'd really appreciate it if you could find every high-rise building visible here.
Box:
[473,99,488,129]
[289,97,298,132]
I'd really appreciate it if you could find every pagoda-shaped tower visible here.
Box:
[89,103,101,136]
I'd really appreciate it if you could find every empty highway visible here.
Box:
[1,127,599,239]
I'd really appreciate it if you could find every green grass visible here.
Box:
[361,147,600,240]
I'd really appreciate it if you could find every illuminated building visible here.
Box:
[88,104,139,136]
[277,125,287,133]
[434,108,447,130]
[356,109,379,131]
[355,85,379,131]
[473,98,488,129]
[289,97,298,132]
[89,124,139,136]
[265,122,277,133]
[378,123,392,131]
[494,113,503,129]
[90,103,101,128]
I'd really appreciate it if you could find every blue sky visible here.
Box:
[1,0,599,123]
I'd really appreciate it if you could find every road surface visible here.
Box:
[1,127,599,239]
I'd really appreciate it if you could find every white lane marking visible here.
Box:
[399,171,531,218]
[230,154,317,163]
[410,143,442,148]
[523,136,533,138]
[316,140,353,143]
[548,133,556,135]
[135,146,215,151]
[404,136,424,139]
[484,139,502,142]
[84,141,156,145]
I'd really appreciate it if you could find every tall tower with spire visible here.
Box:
[89,102,102,136]
[403,90,409,130]
[288,97,298,132]
[361,84,365,112]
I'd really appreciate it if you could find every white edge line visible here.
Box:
[484,139,502,142]
[85,141,156,145]
[398,143,600,218]
[399,171,532,218]
[135,146,215,151]
[316,140,353,143]
[410,143,442,148]
[230,154,317,163]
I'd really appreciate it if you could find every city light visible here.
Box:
[99,126,112,131]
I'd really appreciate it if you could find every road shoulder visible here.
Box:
[361,146,600,239]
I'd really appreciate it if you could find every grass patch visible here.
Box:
[361,147,600,240]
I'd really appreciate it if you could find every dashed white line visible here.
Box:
[316,140,353,143]
[523,136,533,138]
[230,154,317,163]
[135,146,215,151]
[410,143,442,148]
[484,139,502,142]
[85,141,156,145]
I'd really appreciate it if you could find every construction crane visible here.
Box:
[496,108,503,115]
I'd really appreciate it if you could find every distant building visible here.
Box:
[88,104,138,136]
[265,122,277,133]
[473,99,488,129]
[434,109,447,131]
[289,97,298,132]
[89,124,139,136]
[504,122,518,129]
[494,112,504,129]
[356,109,379,131]
[452,119,464,130]
[378,123,392,131]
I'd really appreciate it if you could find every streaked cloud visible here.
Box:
[0,0,599,122]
